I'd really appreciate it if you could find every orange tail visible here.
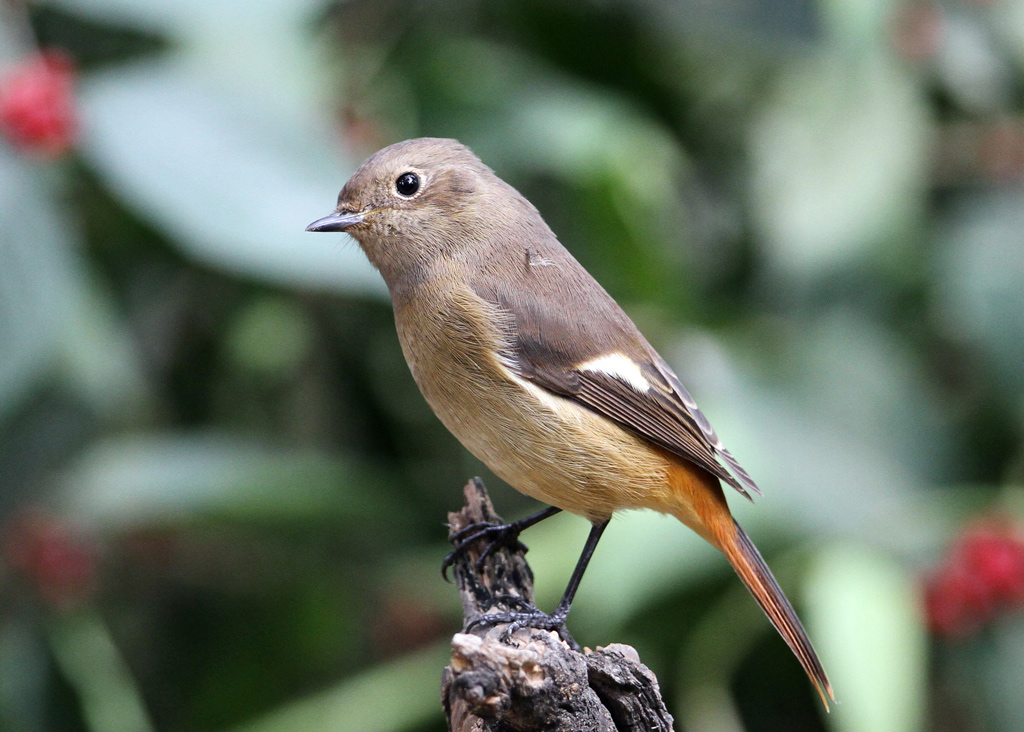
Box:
[721,522,834,708]
[664,458,834,707]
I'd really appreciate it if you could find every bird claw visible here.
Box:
[442,520,529,581]
[466,608,579,651]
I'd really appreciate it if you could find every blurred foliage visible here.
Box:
[2,0,1024,731]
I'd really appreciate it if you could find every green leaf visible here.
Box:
[761,310,953,482]
[45,0,331,37]
[0,616,50,732]
[984,616,1024,732]
[804,545,927,732]
[0,150,68,415]
[431,40,686,206]
[228,643,450,732]
[47,611,155,732]
[77,60,384,296]
[58,434,393,528]
[750,53,928,284]
[936,190,1024,395]
[0,149,147,418]
[820,0,899,50]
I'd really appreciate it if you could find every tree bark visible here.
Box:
[441,478,674,732]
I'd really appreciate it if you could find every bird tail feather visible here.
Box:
[663,457,833,707]
[719,521,834,708]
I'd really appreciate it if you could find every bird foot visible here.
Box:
[442,519,530,581]
[467,607,579,651]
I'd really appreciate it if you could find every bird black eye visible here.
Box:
[395,172,420,197]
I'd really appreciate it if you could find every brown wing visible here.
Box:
[471,261,761,500]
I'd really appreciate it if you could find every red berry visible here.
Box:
[958,523,1024,607]
[0,50,78,158]
[924,561,993,638]
[4,512,97,610]
[924,515,1024,638]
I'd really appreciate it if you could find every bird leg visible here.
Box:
[442,505,562,580]
[466,519,609,651]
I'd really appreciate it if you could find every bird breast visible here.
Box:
[392,279,674,521]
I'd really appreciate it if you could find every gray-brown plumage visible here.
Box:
[307,137,833,706]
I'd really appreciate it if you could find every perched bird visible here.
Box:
[307,137,833,705]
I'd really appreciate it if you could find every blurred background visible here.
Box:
[2,0,1024,730]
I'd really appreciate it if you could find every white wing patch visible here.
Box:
[578,353,651,393]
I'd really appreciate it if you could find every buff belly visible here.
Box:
[409,352,675,521]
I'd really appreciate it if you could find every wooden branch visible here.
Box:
[441,478,675,732]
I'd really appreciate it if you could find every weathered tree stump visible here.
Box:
[441,478,674,732]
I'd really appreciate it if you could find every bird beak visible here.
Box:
[305,210,366,232]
